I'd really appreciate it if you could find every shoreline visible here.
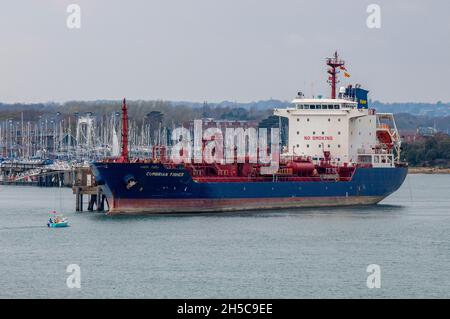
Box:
[408,167,450,174]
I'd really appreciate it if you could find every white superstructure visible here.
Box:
[274,97,401,168]
[273,52,402,168]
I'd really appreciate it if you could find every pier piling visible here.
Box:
[75,188,80,211]
[72,167,105,212]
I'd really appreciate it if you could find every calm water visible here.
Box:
[0,174,449,298]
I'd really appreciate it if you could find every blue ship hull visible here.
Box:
[91,163,408,214]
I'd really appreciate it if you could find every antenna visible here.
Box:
[326,51,345,99]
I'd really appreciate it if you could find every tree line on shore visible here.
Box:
[402,133,450,168]
[0,100,273,125]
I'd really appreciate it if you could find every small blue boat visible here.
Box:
[47,212,69,228]
[47,221,69,228]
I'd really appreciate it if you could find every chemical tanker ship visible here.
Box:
[91,52,408,214]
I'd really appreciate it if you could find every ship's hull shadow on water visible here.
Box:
[88,202,406,221]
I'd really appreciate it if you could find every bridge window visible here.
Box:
[334,105,340,109]
[328,105,333,109]
[321,105,327,109]
[310,105,316,109]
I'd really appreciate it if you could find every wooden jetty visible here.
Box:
[0,160,107,212]
[72,167,107,212]
[0,160,72,187]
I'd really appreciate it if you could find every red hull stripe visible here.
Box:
[107,196,384,215]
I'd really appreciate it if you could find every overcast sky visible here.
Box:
[0,0,449,103]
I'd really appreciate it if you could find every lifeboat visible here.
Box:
[376,123,394,148]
